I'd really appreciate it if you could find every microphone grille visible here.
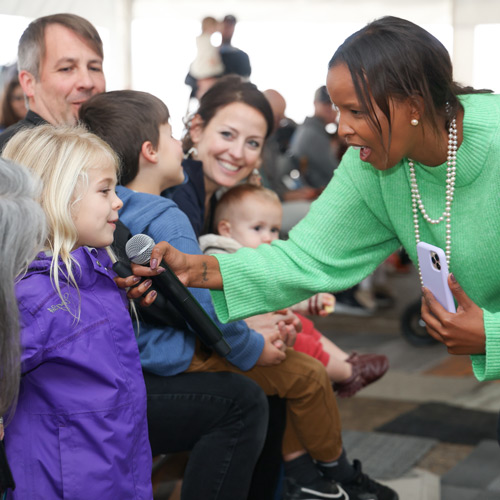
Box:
[125,234,155,265]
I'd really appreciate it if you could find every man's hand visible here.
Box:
[421,274,485,355]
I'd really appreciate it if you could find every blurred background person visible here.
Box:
[286,85,342,190]
[0,78,26,132]
[261,88,318,237]
[219,14,251,79]
[186,16,225,101]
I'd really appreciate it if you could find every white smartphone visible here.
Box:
[416,241,456,313]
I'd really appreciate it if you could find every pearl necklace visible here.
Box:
[409,117,457,280]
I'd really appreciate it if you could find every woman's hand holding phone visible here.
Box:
[416,242,485,354]
[417,242,456,313]
[421,274,486,355]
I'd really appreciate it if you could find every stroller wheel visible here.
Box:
[400,300,438,346]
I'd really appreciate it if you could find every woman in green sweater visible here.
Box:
[149,17,499,385]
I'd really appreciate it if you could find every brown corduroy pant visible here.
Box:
[186,344,343,461]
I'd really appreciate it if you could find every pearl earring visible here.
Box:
[184,146,198,159]
[411,119,419,127]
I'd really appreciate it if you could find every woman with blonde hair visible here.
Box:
[2,124,153,499]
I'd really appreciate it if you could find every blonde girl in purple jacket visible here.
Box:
[2,124,153,499]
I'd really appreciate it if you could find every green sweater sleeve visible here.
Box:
[471,309,500,381]
[211,154,402,322]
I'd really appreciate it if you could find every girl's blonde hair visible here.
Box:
[3,124,120,315]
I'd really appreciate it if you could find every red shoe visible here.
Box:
[386,252,411,274]
[333,352,389,398]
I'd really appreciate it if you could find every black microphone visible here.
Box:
[125,234,231,357]
[113,260,188,329]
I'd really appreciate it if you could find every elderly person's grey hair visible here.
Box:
[17,13,103,79]
[0,158,46,418]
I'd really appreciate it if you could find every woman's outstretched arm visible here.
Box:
[145,240,223,290]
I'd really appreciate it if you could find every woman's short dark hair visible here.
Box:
[328,16,491,138]
[79,90,170,185]
[183,75,274,152]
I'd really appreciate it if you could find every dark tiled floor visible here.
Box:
[325,266,500,497]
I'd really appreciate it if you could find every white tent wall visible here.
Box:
[1,0,499,134]
[452,0,500,90]
[132,0,459,131]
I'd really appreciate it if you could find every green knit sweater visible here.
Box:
[212,93,500,381]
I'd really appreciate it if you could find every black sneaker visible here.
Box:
[283,475,348,500]
[337,460,399,500]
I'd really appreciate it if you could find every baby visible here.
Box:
[200,183,389,397]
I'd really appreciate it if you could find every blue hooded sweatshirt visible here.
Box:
[116,186,264,375]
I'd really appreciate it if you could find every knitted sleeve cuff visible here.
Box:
[211,288,231,323]
[211,249,293,323]
[471,309,500,381]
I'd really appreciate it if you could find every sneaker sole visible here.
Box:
[300,484,349,499]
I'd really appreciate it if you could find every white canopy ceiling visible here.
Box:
[1,0,499,132]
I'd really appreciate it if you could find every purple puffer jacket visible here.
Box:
[5,247,153,499]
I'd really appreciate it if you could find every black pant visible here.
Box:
[497,410,500,446]
[145,370,269,500]
[248,396,287,500]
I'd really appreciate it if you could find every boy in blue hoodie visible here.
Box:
[80,90,270,500]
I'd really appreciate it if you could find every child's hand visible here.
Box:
[244,312,290,364]
[255,329,287,366]
[245,310,299,348]
[274,309,301,347]
[292,293,336,316]
[245,312,280,336]
[317,293,335,316]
